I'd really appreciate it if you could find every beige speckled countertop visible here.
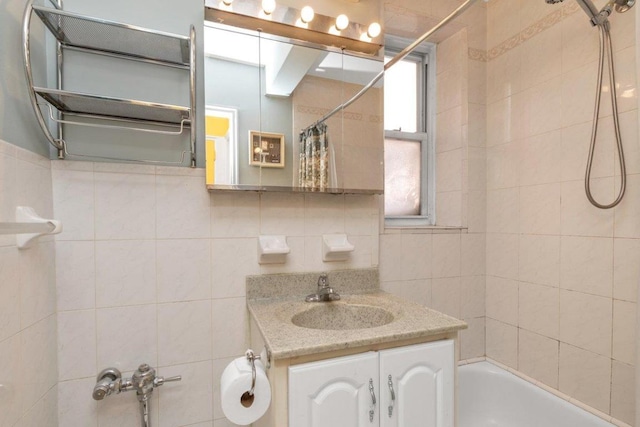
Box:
[248,291,467,360]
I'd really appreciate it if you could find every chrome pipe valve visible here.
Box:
[93,363,182,402]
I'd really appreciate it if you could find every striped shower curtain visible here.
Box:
[298,123,329,190]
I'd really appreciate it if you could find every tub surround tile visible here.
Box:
[401,234,433,280]
[519,234,560,287]
[560,236,613,298]
[559,290,612,357]
[460,317,485,360]
[615,174,640,239]
[561,179,615,238]
[561,121,615,181]
[486,233,519,280]
[613,238,640,302]
[518,282,560,340]
[486,276,518,326]
[559,343,611,414]
[432,234,461,278]
[518,329,559,389]
[461,275,485,318]
[612,300,636,365]
[382,279,432,308]
[610,360,635,426]
[519,183,561,236]
[486,318,518,369]
[487,188,519,233]
[432,277,462,319]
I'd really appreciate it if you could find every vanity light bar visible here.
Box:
[205,0,382,55]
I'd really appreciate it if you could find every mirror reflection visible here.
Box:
[204,23,384,193]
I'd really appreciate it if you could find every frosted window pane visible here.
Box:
[384,139,421,216]
[384,57,418,132]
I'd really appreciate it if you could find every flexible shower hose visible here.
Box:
[585,20,627,209]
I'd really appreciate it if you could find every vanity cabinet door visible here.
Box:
[289,352,380,427]
[379,340,454,427]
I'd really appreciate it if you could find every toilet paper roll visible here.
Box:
[220,357,271,425]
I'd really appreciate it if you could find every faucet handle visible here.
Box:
[154,375,182,387]
[317,273,329,288]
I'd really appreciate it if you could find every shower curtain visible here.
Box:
[298,123,329,190]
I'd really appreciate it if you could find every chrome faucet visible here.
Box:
[93,364,181,427]
[305,273,341,302]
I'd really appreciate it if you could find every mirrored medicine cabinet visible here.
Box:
[203,3,384,194]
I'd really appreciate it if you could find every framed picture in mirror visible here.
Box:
[249,130,285,168]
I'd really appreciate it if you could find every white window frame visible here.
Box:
[384,36,436,227]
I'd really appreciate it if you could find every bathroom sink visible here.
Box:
[291,303,394,330]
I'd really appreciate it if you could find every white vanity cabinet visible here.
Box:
[288,340,454,427]
[289,352,380,427]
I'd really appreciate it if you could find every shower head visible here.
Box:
[545,0,635,25]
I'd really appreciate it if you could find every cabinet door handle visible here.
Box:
[387,375,395,417]
[368,378,376,422]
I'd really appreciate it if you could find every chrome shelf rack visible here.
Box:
[23,1,197,166]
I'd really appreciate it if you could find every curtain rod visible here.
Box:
[300,0,481,134]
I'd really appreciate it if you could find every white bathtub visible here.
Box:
[458,361,614,427]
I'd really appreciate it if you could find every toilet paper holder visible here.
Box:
[244,348,271,396]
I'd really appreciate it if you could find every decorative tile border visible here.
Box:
[383,0,581,63]
[486,0,580,61]
[468,47,488,62]
[296,105,365,122]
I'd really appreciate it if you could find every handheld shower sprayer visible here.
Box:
[545,0,634,209]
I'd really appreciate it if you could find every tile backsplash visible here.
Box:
[0,141,58,427]
[51,160,380,426]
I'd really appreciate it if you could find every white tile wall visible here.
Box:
[7,0,639,425]
[50,160,381,426]
[486,0,639,421]
[0,140,58,427]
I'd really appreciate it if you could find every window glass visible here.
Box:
[384,138,421,216]
[384,56,418,132]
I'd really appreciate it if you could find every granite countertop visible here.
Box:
[248,291,468,360]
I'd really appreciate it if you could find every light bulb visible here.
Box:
[367,22,381,38]
[335,14,349,31]
[300,6,315,23]
[262,0,276,15]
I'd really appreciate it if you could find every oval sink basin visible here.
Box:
[291,304,394,330]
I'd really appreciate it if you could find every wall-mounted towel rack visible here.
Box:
[22,1,197,166]
[0,207,63,249]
